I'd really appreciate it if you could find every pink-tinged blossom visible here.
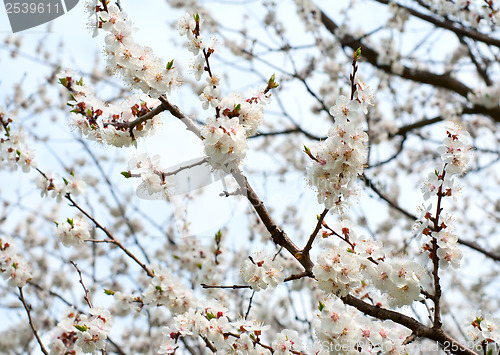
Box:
[85,2,180,97]
[201,115,247,173]
[356,80,375,114]
[307,96,368,213]
[199,85,221,110]
[75,308,113,353]
[142,266,198,314]
[271,329,302,355]
[190,54,205,81]
[436,247,463,269]
[240,253,284,291]
[61,74,163,147]
[54,218,90,247]
[0,109,37,173]
[329,95,361,123]
[421,172,443,200]
[436,121,473,177]
[468,86,500,109]
[465,313,500,351]
[313,245,363,297]
[0,237,32,287]
[314,297,411,353]
[177,13,196,38]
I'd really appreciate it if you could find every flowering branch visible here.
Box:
[429,169,446,329]
[318,9,500,122]
[342,294,476,355]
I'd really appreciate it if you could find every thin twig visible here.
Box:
[301,208,329,257]
[18,287,49,355]
[200,283,251,289]
[70,260,93,308]
[65,193,155,278]
[244,290,256,320]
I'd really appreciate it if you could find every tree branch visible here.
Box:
[342,294,477,355]
[318,8,500,122]
[18,287,49,355]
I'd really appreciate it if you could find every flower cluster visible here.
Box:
[465,313,500,351]
[437,121,473,176]
[60,74,162,147]
[294,0,322,32]
[50,307,113,354]
[271,329,303,354]
[200,114,247,173]
[314,243,365,297]
[177,13,213,81]
[314,297,411,354]
[369,259,428,307]
[200,84,275,173]
[416,121,472,269]
[306,94,369,213]
[35,171,86,201]
[49,308,82,355]
[109,291,142,316]
[127,152,172,199]
[425,0,500,29]
[179,13,276,173]
[54,217,91,248]
[142,266,198,314]
[0,109,36,173]
[468,86,500,109]
[0,237,32,287]
[416,211,464,269]
[314,223,428,307]
[75,308,113,353]
[86,1,181,97]
[159,300,282,354]
[240,252,284,291]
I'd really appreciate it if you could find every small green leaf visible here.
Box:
[74,324,88,332]
[166,59,174,70]
[267,74,279,89]
[67,218,74,226]
[104,289,115,295]
[62,177,69,185]
[155,286,163,291]
[353,47,362,60]
[215,230,222,243]
[318,301,325,311]
[206,312,215,320]
[121,171,131,178]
